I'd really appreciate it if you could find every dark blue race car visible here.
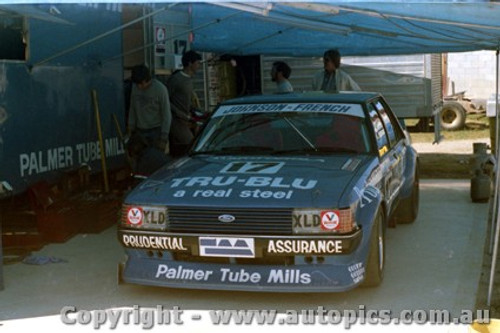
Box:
[118,92,419,292]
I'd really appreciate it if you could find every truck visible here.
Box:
[261,54,469,133]
[0,4,127,198]
[0,3,198,198]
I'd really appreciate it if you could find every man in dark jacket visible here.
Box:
[127,64,171,152]
[166,50,202,156]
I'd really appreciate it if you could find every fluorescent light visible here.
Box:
[213,2,273,16]
[280,2,339,15]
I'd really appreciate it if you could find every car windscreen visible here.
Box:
[192,104,371,155]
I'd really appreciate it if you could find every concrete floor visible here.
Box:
[0,179,489,332]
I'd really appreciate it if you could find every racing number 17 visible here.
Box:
[221,162,285,174]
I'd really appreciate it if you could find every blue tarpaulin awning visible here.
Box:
[188,0,500,311]
[190,1,500,56]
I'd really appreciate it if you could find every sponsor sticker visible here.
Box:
[126,206,168,230]
[348,262,365,283]
[213,103,364,117]
[267,239,343,254]
[320,210,340,230]
[220,161,285,174]
[122,234,187,251]
[127,207,143,225]
[199,237,255,258]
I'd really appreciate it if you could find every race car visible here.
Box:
[118,91,419,292]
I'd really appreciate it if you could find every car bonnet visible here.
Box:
[125,154,374,208]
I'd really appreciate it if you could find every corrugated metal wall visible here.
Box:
[261,54,442,118]
[429,53,444,114]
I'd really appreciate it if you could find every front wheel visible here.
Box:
[362,209,385,287]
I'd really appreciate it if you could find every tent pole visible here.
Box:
[490,49,500,255]
[487,47,500,306]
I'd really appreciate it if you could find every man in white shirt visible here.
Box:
[312,49,361,92]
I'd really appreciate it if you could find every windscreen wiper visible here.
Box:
[281,115,317,151]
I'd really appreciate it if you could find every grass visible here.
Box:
[407,112,492,143]
[410,129,491,143]
[418,153,471,179]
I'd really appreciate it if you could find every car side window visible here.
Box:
[374,100,397,147]
[375,99,406,143]
[367,104,389,156]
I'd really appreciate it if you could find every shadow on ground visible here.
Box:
[419,153,471,179]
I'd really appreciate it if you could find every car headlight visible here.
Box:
[292,207,357,234]
[121,204,169,230]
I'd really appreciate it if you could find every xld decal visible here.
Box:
[143,207,168,229]
[293,213,321,229]
[127,206,168,230]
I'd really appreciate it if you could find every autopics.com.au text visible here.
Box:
[59,305,490,329]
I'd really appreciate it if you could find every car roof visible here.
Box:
[220,91,382,105]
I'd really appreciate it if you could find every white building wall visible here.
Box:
[447,50,498,100]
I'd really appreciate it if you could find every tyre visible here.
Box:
[394,167,420,224]
[441,101,466,131]
[362,209,385,287]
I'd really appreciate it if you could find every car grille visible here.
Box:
[173,252,295,266]
[168,207,292,235]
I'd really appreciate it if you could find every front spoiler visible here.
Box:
[117,227,370,292]
[118,251,368,293]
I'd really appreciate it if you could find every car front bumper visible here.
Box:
[117,229,369,292]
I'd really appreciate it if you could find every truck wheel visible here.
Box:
[441,101,466,131]
[362,209,385,287]
[395,167,420,224]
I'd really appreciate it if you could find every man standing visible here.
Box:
[312,49,361,92]
[166,50,202,155]
[271,61,293,93]
[127,64,171,152]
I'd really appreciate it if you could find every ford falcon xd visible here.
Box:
[118,92,419,292]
